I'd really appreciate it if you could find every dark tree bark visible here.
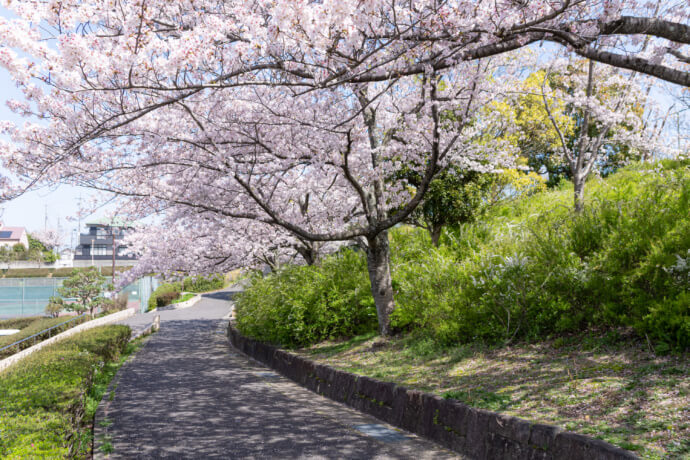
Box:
[430,224,443,247]
[366,230,396,336]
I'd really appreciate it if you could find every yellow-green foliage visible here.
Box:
[235,249,376,348]
[0,325,131,458]
[237,161,690,350]
[392,161,690,349]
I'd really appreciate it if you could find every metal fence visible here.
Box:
[0,313,87,355]
[0,276,156,317]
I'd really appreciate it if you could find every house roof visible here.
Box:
[0,227,27,241]
[85,217,133,228]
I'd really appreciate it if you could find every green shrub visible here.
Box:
[237,161,690,350]
[156,290,179,306]
[0,325,131,458]
[147,282,182,311]
[182,274,225,292]
[389,162,690,348]
[235,249,376,348]
[45,300,64,318]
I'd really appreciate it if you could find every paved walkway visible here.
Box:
[96,289,459,459]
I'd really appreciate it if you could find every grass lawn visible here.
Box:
[296,331,689,459]
[172,292,196,304]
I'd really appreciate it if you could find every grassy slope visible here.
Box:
[0,316,42,330]
[298,332,688,459]
[0,325,132,458]
[298,165,690,459]
[0,316,89,358]
[172,292,196,304]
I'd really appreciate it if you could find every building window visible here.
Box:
[93,245,108,256]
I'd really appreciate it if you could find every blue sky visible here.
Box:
[0,58,94,242]
[0,6,97,243]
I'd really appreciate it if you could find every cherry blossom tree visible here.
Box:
[0,0,688,334]
[74,63,515,334]
[31,228,63,251]
[527,58,665,211]
[120,210,341,287]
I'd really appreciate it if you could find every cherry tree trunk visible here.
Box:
[574,177,585,213]
[366,231,396,336]
[430,224,443,247]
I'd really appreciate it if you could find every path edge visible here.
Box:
[93,318,158,459]
[227,324,638,460]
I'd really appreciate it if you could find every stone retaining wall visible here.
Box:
[228,325,637,460]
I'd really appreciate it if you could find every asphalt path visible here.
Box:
[95,289,459,459]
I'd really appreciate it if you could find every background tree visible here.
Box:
[44,296,64,318]
[11,243,26,260]
[495,61,655,189]
[27,233,58,264]
[58,267,106,317]
[0,246,16,269]
[403,166,495,246]
[513,59,660,211]
[27,247,43,268]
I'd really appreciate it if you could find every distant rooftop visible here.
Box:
[0,227,27,240]
[85,217,134,228]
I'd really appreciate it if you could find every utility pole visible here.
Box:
[77,194,82,237]
[111,225,116,282]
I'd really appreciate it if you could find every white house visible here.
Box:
[0,224,29,249]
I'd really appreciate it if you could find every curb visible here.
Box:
[227,325,638,460]
[149,293,202,313]
[93,316,159,459]
[130,315,160,340]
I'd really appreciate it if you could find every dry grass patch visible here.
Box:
[296,331,688,459]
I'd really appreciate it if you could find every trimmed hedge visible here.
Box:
[0,266,133,278]
[0,316,42,330]
[0,316,89,359]
[147,282,181,311]
[0,325,131,458]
